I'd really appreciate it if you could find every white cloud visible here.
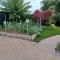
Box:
[24,0,42,13]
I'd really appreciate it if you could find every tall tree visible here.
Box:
[0,0,31,22]
[41,0,56,11]
[55,0,60,12]
[55,0,60,26]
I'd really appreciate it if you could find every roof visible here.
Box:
[0,11,10,14]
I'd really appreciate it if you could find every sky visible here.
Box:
[24,0,42,13]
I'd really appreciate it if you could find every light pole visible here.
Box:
[4,14,7,32]
[26,19,29,35]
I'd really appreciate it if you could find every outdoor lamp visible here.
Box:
[20,21,22,25]
[26,19,29,23]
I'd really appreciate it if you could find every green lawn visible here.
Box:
[34,26,60,42]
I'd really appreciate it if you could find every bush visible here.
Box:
[0,25,3,31]
[7,22,17,32]
[50,24,56,29]
[7,21,41,35]
[56,42,60,52]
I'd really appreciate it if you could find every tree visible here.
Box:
[0,0,31,22]
[43,9,52,25]
[55,0,60,12]
[32,9,52,25]
[40,0,56,25]
[55,0,60,26]
[33,10,43,23]
[41,0,56,11]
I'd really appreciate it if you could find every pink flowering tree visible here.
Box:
[32,9,43,28]
[32,9,52,25]
[43,10,52,25]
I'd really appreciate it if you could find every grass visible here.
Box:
[34,26,60,42]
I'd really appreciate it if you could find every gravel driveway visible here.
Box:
[0,35,60,60]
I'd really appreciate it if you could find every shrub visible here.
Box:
[0,25,3,31]
[7,22,41,35]
[50,24,56,29]
[56,42,60,52]
[7,22,17,32]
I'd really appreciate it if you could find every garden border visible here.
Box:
[0,32,32,41]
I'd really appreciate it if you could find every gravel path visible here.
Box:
[0,35,60,60]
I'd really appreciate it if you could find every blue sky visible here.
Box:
[24,0,42,13]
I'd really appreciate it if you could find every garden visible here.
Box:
[0,0,60,42]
